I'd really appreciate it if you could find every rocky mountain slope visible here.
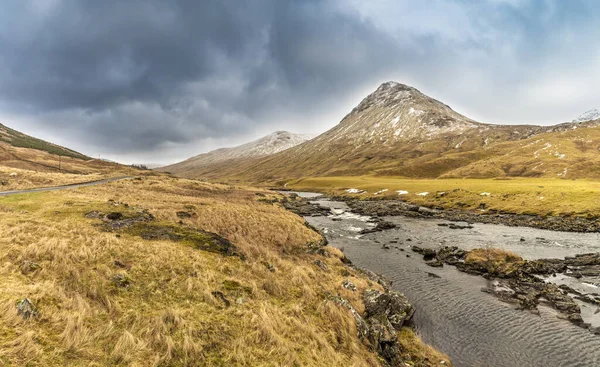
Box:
[158,131,312,176]
[167,82,600,183]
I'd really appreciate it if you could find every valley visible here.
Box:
[3,78,600,365]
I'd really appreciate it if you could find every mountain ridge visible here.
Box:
[158,131,313,176]
[164,82,600,182]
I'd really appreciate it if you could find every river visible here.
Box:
[297,193,600,367]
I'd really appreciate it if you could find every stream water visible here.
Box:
[297,193,600,367]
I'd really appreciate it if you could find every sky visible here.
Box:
[0,0,599,165]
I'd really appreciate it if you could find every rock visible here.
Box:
[332,296,369,341]
[176,211,194,219]
[20,260,40,275]
[211,291,231,308]
[360,220,397,234]
[411,246,437,261]
[111,273,131,288]
[342,279,357,292]
[106,212,124,221]
[9,172,17,177]
[436,246,467,265]
[352,267,392,291]
[363,289,414,366]
[265,263,275,272]
[282,198,331,217]
[417,206,437,215]
[114,260,131,270]
[315,260,328,271]
[426,260,444,267]
[382,244,390,250]
[84,210,104,219]
[427,272,441,279]
[16,298,39,320]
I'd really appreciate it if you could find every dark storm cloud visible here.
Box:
[0,0,405,160]
[1,0,600,164]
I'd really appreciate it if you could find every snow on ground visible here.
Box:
[396,190,409,195]
[346,188,365,194]
[417,192,429,196]
[374,189,388,195]
[480,192,491,196]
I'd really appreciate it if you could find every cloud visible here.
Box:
[0,0,599,164]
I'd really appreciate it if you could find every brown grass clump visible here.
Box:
[397,328,452,366]
[0,175,448,366]
[465,248,523,276]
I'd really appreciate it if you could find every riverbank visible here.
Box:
[287,176,600,220]
[302,195,600,366]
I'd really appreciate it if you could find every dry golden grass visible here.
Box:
[465,248,523,276]
[397,328,452,366]
[0,175,448,366]
[0,165,146,191]
[0,139,143,191]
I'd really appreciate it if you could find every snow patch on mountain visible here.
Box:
[573,109,600,123]
[159,131,312,171]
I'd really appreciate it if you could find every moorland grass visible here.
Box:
[0,175,451,366]
[289,176,600,217]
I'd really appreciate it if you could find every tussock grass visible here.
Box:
[290,176,600,217]
[0,175,447,366]
[465,248,523,276]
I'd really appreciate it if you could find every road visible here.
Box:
[0,176,133,197]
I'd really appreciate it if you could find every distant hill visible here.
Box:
[168,81,600,183]
[0,123,89,160]
[158,131,313,177]
[0,122,124,174]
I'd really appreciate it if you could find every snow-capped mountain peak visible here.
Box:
[573,109,600,123]
[158,131,313,174]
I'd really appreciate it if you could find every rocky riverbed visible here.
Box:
[285,192,600,367]
[335,197,600,233]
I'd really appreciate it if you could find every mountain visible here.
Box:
[573,109,600,123]
[167,82,600,183]
[158,131,313,176]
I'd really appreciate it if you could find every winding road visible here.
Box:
[0,176,133,197]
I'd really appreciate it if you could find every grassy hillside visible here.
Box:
[0,176,450,366]
[177,123,600,185]
[0,123,140,184]
[0,123,89,160]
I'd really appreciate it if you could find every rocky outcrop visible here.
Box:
[413,246,600,331]
[362,289,415,366]
[279,196,331,217]
[333,288,415,367]
[359,220,397,234]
